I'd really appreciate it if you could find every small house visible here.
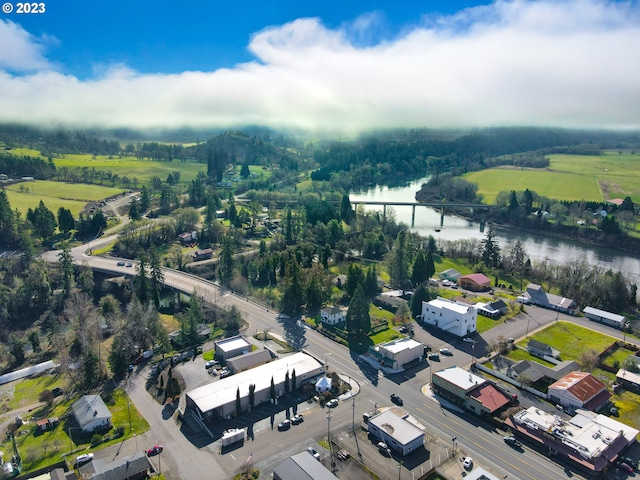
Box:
[526,339,560,359]
[37,417,59,431]
[320,306,346,325]
[315,376,332,393]
[438,269,460,282]
[71,395,112,433]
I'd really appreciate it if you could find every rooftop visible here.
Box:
[215,335,252,353]
[434,366,486,392]
[549,372,607,402]
[369,408,425,445]
[467,383,511,413]
[427,297,472,315]
[583,306,626,323]
[376,337,422,354]
[616,368,640,386]
[459,273,491,285]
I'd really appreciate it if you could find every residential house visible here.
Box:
[420,297,477,337]
[86,452,150,480]
[71,395,112,433]
[37,417,59,431]
[458,273,492,292]
[521,284,576,314]
[548,372,612,412]
[475,299,508,319]
[526,339,560,359]
[616,369,640,393]
[320,306,346,325]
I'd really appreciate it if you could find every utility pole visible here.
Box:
[327,409,336,473]
[351,378,355,433]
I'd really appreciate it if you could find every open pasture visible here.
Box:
[464,151,640,204]
[53,154,206,186]
[4,180,124,215]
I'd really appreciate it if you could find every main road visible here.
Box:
[44,240,630,480]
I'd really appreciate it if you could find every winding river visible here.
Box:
[350,176,640,284]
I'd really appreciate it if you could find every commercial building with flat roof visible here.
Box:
[273,451,338,480]
[507,406,638,472]
[369,337,425,369]
[432,367,511,415]
[214,335,253,361]
[185,352,324,422]
[367,407,425,456]
[420,297,477,337]
[583,306,627,329]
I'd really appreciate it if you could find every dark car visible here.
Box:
[617,461,634,473]
[390,393,403,406]
[619,456,638,469]
[503,436,522,448]
[278,419,291,431]
[116,261,125,266]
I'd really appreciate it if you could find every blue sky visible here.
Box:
[1,0,640,132]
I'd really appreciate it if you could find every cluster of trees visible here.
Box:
[0,154,56,180]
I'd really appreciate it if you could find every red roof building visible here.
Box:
[458,273,492,292]
[548,372,611,411]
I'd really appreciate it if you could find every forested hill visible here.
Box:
[311,128,640,184]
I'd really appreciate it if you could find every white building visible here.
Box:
[583,306,627,330]
[420,297,477,337]
[214,335,253,361]
[548,372,611,412]
[367,408,425,456]
[320,306,346,325]
[71,395,112,433]
[369,337,425,369]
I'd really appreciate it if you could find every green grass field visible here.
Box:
[4,181,124,216]
[53,154,206,187]
[463,152,640,204]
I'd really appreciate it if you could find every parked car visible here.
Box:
[428,353,440,361]
[278,419,291,431]
[219,369,231,378]
[125,262,133,267]
[390,393,403,406]
[291,414,304,425]
[617,461,634,473]
[439,348,452,355]
[326,399,339,408]
[75,453,94,466]
[204,360,219,369]
[619,456,638,469]
[463,457,473,470]
[503,436,522,448]
[146,445,163,456]
[307,447,320,460]
[377,442,391,456]
[463,337,474,343]
[116,261,125,266]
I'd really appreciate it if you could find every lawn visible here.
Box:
[517,321,617,361]
[2,388,148,472]
[602,346,636,368]
[506,347,557,367]
[463,151,640,204]
[476,315,504,333]
[4,180,124,216]
[8,375,67,411]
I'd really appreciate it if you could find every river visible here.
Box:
[350,176,640,284]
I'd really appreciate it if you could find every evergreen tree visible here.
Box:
[28,331,41,353]
[236,387,241,415]
[346,284,370,350]
[270,376,276,401]
[219,234,235,286]
[282,256,304,314]
[284,371,290,395]
[128,201,142,221]
[481,227,501,268]
[249,384,256,410]
[411,249,429,286]
[58,242,75,298]
[291,369,296,392]
[139,186,150,212]
[346,263,365,298]
[240,162,250,178]
[411,284,431,319]
[57,207,75,233]
[388,230,412,290]
[425,250,436,280]
[135,255,150,304]
[30,200,57,240]
[83,351,99,387]
[0,189,15,243]
[364,265,380,298]
[339,194,354,222]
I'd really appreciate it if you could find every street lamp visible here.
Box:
[127,402,132,433]
[451,436,457,457]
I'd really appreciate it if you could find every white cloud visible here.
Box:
[0,20,55,71]
[1,0,640,132]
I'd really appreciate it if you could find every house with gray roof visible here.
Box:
[227,349,272,374]
[85,452,150,480]
[526,339,560,359]
[522,284,576,314]
[273,451,338,480]
[71,395,112,433]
